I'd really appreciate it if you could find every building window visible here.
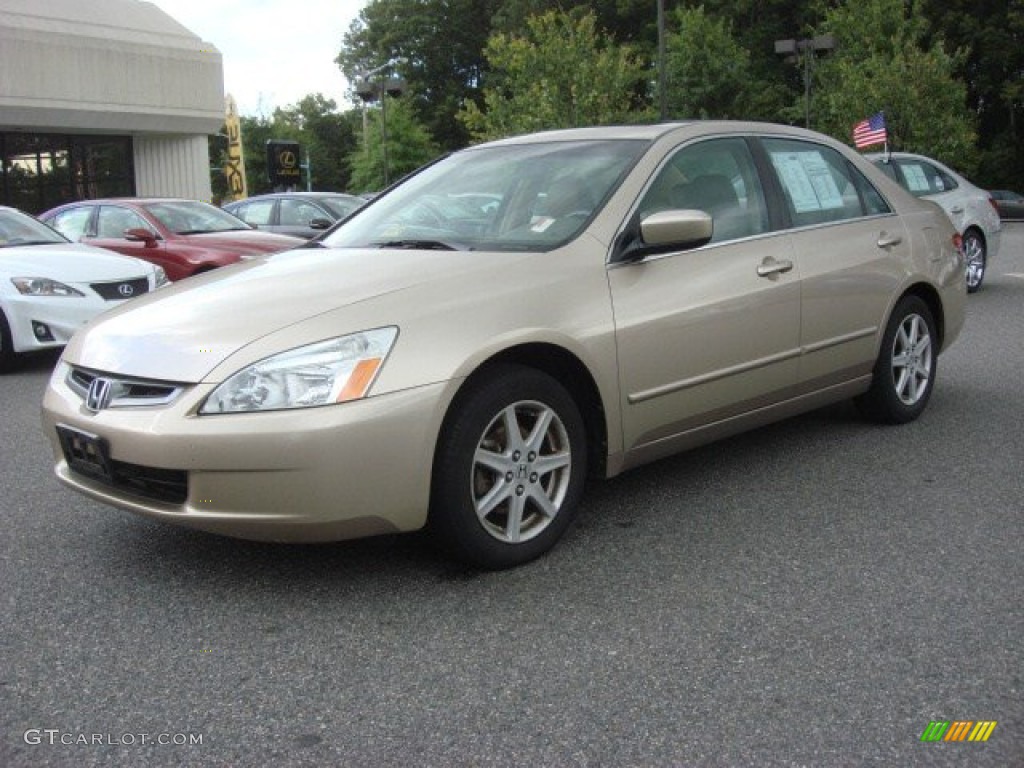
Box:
[1,133,134,214]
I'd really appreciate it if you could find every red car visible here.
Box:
[40,198,304,281]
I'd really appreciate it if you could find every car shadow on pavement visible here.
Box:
[88,399,870,591]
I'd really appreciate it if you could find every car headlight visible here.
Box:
[154,266,170,288]
[199,327,399,414]
[11,277,85,297]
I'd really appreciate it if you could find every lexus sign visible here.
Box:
[266,139,301,188]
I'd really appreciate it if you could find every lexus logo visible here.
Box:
[118,283,135,297]
[85,378,114,412]
[278,150,297,168]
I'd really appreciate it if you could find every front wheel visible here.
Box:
[430,365,587,569]
[856,296,938,424]
[0,309,16,373]
[963,229,987,293]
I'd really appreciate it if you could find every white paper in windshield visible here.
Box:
[771,151,844,213]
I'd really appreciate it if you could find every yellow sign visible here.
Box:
[223,95,247,201]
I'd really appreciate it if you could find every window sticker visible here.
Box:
[900,163,930,193]
[770,151,844,212]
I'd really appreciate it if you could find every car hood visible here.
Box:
[0,242,151,281]
[185,230,303,253]
[65,246,506,382]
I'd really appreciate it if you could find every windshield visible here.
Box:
[322,139,648,252]
[0,209,69,247]
[144,201,254,235]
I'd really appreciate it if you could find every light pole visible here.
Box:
[657,0,667,121]
[773,35,836,129]
[355,59,406,187]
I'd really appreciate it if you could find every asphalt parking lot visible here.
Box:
[2,224,1022,767]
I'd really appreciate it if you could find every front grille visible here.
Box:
[67,367,184,409]
[90,277,150,301]
[108,460,188,504]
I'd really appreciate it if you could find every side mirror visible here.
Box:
[309,218,332,230]
[618,210,713,263]
[123,227,159,247]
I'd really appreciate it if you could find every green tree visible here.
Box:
[337,0,501,151]
[812,0,976,169]
[237,114,275,196]
[921,0,1024,187]
[459,9,648,142]
[349,97,440,193]
[664,5,755,119]
[271,94,359,192]
[691,0,822,122]
[492,0,653,44]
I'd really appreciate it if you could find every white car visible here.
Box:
[1,206,168,371]
[868,152,1002,292]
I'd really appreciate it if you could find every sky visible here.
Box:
[150,0,368,116]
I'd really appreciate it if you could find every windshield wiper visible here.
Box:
[372,239,463,251]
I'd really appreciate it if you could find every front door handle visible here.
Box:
[877,232,903,249]
[757,257,794,277]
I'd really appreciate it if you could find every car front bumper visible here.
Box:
[3,294,123,353]
[42,365,452,542]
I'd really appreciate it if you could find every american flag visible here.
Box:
[853,112,887,149]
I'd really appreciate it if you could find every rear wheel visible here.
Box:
[963,229,986,293]
[430,365,587,569]
[856,296,937,424]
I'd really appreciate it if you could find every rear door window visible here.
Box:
[763,138,890,226]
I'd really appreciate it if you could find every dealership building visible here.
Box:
[0,0,223,214]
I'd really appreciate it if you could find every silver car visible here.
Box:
[868,151,1002,292]
[223,192,365,239]
[42,122,966,569]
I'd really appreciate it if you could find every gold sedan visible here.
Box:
[42,122,966,569]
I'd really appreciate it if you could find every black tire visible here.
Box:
[963,228,986,293]
[0,309,16,373]
[430,364,587,569]
[856,296,938,424]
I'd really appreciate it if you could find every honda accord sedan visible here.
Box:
[42,122,966,569]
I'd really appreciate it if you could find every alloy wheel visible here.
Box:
[890,313,933,406]
[471,400,573,544]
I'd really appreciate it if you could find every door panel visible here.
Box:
[610,233,801,453]
[760,137,906,391]
[788,218,906,390]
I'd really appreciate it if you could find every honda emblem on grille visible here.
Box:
[85,378,114,412]
[118,283,135,297]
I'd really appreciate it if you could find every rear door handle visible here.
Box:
[757,257,794,277]
[877,232,903,249]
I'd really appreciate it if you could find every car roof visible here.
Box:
[226,192,362,202]
[66,197,200,204]
[476,120,848,148]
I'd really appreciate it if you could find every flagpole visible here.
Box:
[882,110,889,160]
